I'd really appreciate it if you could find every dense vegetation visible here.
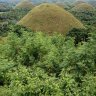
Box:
[0,1,96,96]
[0,22,96,96]
[0,9,30,22]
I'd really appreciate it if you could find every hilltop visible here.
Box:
[18,3,84,34]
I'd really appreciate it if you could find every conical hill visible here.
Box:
[18,3,84,34]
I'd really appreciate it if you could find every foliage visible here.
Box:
[70,10,96,26]
[0,28,96,95]
[0,8,30,22]
[65,25,95,44]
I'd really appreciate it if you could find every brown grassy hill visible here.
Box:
[18,3,84,34]
[15,1,34,9]
[72,3,94,11]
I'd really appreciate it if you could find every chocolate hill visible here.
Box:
[18,3,84,34]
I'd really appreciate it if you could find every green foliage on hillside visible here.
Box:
[0,9,31,35]
[0,8,30,22]
[0,27,96,95]
[70,3,96,27]
[70,9,96,26]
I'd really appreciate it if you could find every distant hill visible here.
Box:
[71,1,96,26]
[72,3,94,11]
[15,1,34,9]
[18,3,84,34]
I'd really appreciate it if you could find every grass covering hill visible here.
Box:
[72,3,94,11]
[18,3,84,34]
[15,0,34,9]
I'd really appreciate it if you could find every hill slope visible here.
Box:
[18,3,84,34]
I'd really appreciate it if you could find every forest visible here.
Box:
[0,0,96,96]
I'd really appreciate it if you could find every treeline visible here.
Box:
[0,9,30,22]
